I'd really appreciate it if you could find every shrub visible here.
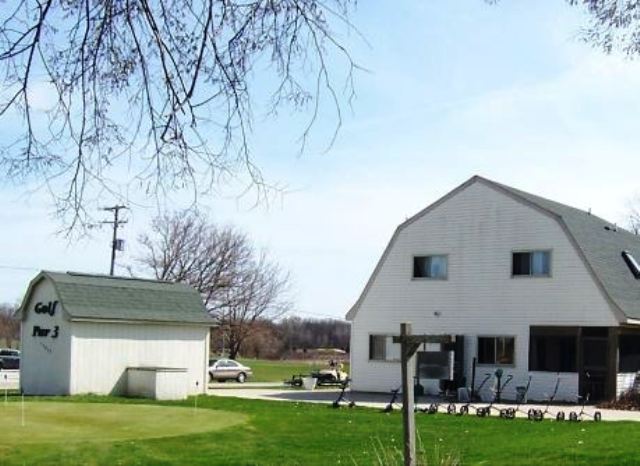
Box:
[599,390,640,411]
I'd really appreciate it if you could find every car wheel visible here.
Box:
[237,372,247,383]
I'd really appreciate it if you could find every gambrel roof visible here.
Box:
[19,271,214,326]
[347,176,640,323]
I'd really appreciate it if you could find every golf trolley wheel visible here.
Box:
[348,401,356,408]
[527,408,535,420]
[569,412,578,422]
[477,408,488,417]
[428,404,438,414]
[332,401,340,409]
[506,408,515,420]
[499,409,507,419]
[383,405,393,413]
[535,410,544,422]
[459,405,469,415]
[556,411,565,421]
[447,403,456,415]
[594,411,602,422]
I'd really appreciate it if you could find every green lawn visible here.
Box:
[237,358,350,383]
[0,402,245,445]
[0,395,639,465]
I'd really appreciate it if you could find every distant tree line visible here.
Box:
[279,317,350,354]
[214,316,350,360]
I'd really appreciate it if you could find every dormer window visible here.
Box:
[512,251,551,277]
[622,251,640,279]
[413,255,448,279]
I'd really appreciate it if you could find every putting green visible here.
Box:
[0,401,247,445]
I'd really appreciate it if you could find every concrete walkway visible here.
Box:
[208,381,286,389]
[207,386,640,422]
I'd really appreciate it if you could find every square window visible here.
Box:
[512,251,550,277]
[477,336,515,365]
[413,255,448,279]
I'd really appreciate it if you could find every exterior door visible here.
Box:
[579,327,617,402]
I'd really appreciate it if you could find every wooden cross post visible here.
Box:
[393,323,451,466]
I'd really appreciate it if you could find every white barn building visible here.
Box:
[18,271,213,398]
[347,176,640,402]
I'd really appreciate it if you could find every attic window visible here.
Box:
[621,251,640,279]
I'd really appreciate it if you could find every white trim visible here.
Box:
[69,317,214,327]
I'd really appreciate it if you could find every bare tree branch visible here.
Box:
[138,210,290,358]
[0,1,360,229]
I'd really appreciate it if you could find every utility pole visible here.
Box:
[101,205,128,276]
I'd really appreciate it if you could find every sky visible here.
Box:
[2,0,640,319]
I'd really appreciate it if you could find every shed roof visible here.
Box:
[21,271,214,325]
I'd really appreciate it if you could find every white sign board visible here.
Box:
[0,370,20,390]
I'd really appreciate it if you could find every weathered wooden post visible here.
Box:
[399,323,416,466]
[394,325,452,466]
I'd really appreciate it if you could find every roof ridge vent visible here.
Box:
[621,250,640,279]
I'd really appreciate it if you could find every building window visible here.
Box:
[413,255,448,279]
[477,336,515,365]
[512,251,551,277]
[620,334,640,372]
[529,327,577,372]
[369,335,400,361]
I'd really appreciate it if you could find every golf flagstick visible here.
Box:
[21,392,25,427]
[194,381,199,413]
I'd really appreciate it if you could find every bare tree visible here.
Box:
[0,304,20,348]
[626,196,640,235]
[221,250,290,358]
[139,211,250,313]
[138,210,290,358]
[0,1,359,228]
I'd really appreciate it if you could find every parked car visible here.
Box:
[208,358,252,383]
[0,349,20,370]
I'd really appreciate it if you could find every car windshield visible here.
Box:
[208,359,218,366]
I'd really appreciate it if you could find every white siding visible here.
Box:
[70,321,208,396]
[350,181,618,400]
[20,279,72,395]
[616,372,638,397]
[127,368,188,400]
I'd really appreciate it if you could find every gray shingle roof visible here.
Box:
[489,178,640,321]
[30,271,214,325]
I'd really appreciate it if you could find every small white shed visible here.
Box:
[17,271,214,399]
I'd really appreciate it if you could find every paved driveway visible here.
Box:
[207,385,640,422]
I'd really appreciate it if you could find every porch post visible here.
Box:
[606,327,619,401]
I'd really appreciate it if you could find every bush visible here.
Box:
[599,390,640,411]
[354,435,460,466]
